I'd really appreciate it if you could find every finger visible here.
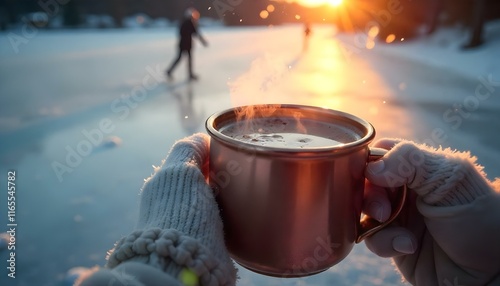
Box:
[372,138,403,150]
[365,141,425,188]
[364,226,417,257]
[363,182,391,222]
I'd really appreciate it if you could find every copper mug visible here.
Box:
[205,104,406,277]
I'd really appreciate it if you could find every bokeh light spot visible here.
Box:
[368,26,379,38]
[385,34,396,43]
[366,39,375,50]
[260,10,269,19]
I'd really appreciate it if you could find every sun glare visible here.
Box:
[297,0,343,7]
[328,0,343,7]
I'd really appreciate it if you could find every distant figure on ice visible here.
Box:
[303,22,312,51]
[166,8,208,81]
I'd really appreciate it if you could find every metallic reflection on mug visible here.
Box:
[206,104,406,277]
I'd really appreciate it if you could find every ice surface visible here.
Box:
[0,21,499,285]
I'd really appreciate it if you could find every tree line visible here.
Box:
[1,0,498,48]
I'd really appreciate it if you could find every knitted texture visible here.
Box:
[107,229,233,285]
[106,133,237,285]
[365,140,500,286]
[384,141,494,206]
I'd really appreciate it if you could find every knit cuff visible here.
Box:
[106,228,236,286]
[408,144,493,207]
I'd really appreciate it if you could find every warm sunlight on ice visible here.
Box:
[227,25,413,139]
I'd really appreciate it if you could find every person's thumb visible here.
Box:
[365,141,426,189]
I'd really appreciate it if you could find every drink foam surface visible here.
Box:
[233,132,343,148]
[220,117,362,149]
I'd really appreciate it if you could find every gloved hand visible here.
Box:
[77,133,237,286]
[362,139,500,286]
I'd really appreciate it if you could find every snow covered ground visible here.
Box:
[0,20,499,286]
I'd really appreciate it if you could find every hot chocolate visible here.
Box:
[219,117,360,149]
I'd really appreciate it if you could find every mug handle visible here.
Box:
[355,147,408,243]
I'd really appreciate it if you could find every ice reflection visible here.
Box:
[313,33,413,139]
[171,83,206,135]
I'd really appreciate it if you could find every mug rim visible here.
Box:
[206,104,376,156]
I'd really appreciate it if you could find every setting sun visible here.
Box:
[296,0,343,7]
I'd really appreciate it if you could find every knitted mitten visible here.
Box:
[105,133,237,285]
[366,139,495,206]
[365,140,500,286]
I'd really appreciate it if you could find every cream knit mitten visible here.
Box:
[366,139,495,206]
[364,139,500,286]
[80,133,237,286]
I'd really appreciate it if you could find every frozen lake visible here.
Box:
[0,23,499,285]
